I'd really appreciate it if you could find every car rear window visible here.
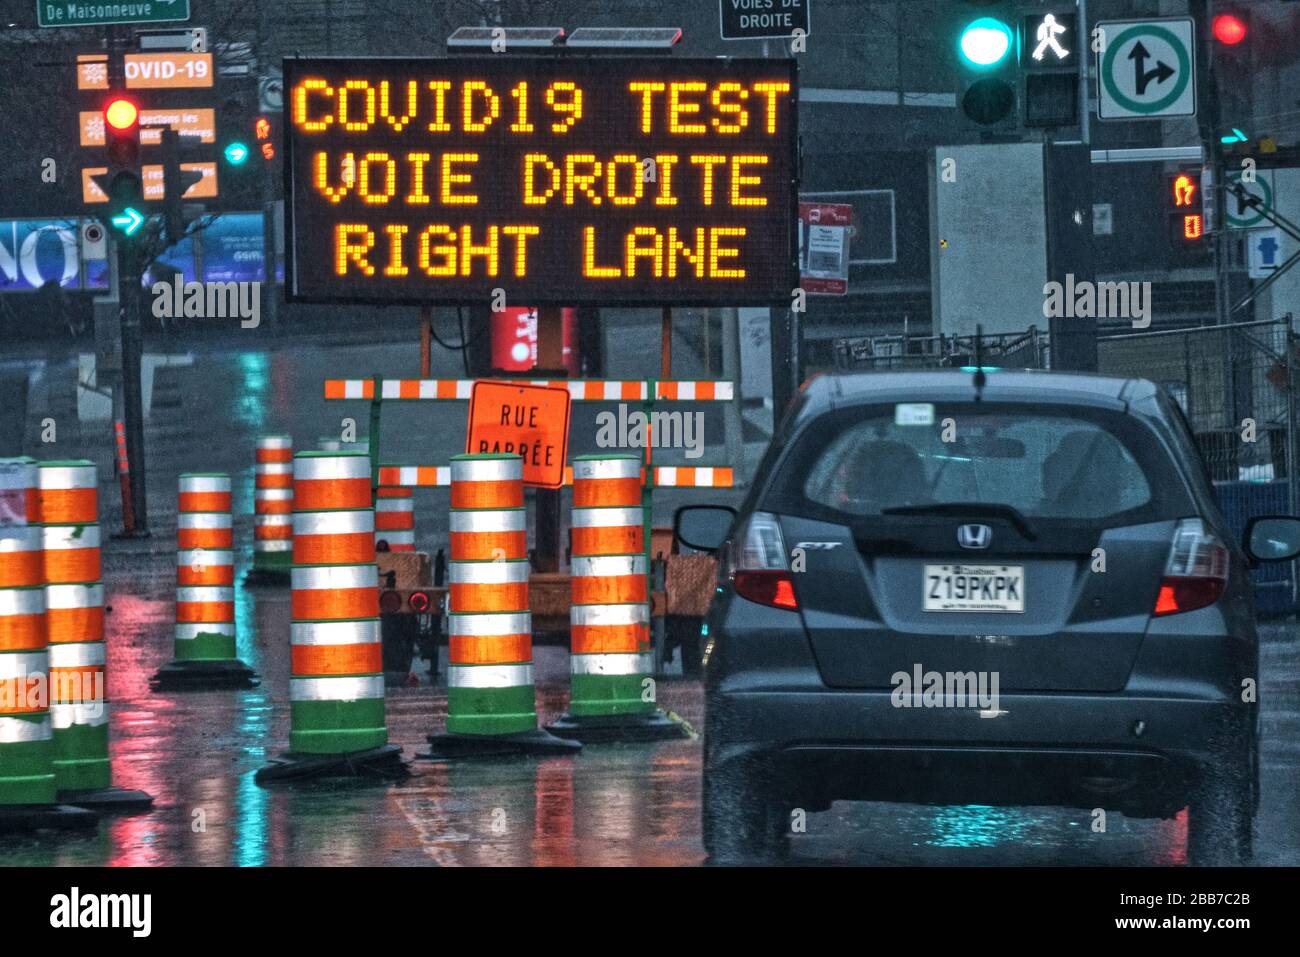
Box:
[766,401,1192,526]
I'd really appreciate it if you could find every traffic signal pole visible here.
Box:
[105,30,150,537]
[115,236,150,537]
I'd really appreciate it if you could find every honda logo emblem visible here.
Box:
[957,524,992,549]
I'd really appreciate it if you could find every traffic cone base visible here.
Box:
[150,658,259,691]
[244,562,291,585]
[254,744,408,785]
[545,709,694,743]
[51,719,110,792]
[566,670,658,717]
[422,727,582,759]
[288,695,388,754]
[0,802,98,833]
[56,786,154,812]
[0,729,56,805]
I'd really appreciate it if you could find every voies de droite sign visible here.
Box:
[283,57,799,306]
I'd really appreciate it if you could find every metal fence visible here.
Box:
[834,319,1296,487]
[832,327,1050,373]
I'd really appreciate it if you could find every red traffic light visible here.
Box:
[1213,14,1247,45]
[105,97,139,131]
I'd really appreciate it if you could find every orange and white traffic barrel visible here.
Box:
[173,474,236,664]
[566,455,653,717]
[252,435,293,575]
[0,457,56,806]
[444,454,537,736]
[36,460,109,794]
[287,451,388,755]
[375,486,415,552]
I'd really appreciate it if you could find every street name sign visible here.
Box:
[38,0,191,29]
[282,57,799,306]
[1097,18,1196,120]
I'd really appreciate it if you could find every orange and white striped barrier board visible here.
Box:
[376,464,734,489]
[325,379,735,402]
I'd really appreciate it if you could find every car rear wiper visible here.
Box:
[879,502,1039,542]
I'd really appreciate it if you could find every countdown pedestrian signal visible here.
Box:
[282,57,798,306]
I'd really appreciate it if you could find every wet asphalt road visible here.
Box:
[2,330,1299,866]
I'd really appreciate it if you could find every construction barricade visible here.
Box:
[37,460,151,812]
[152,473,258,690]
[375,487,416,552]
[423,454,580,758]
[248,434,293,583]
[0,458,96,831]
[256,450,405,784]
[546,455,687,741]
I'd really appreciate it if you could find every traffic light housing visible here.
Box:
[92,94,145,238]
[1167,168,1211,265]
[1212,7,1253,150]
[1020,10,1080,128]
[160,127,207,245]
[955,3,1018,128]
[104,96,140,165]
[214,94,261,207]
[254,115,277,161]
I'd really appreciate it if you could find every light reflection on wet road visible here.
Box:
[2,342,1296,866]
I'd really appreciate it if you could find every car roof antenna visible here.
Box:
[973,324,986,402]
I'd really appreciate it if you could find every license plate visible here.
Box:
[924,564,1025,613]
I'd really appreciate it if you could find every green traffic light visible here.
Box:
[111,207,144,235]
[959,16,1013,68]
[223,142,250,165]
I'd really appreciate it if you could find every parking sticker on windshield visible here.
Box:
[895,403,935,426]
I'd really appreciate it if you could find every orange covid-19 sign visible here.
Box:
[283,57,798,306]
[466,381,572,488]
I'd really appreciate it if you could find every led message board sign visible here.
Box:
[284,57,798,305]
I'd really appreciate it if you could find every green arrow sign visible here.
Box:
[111,208,145,235]
[37,0,190,29]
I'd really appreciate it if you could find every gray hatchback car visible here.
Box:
[678,369,1300,865]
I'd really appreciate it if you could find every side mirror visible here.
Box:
[674,504,737,554]
[1243,515,1300,564]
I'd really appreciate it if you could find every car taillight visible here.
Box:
[379,589,402,614]
[724,511,798,610]
[409,590,430,613]
[1153,518,1229,616]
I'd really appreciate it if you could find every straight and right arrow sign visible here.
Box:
[1097,18,1196,120]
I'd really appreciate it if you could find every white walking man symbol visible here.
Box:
[1032,14,1069,61]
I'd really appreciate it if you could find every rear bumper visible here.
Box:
[706,687,1252,817]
